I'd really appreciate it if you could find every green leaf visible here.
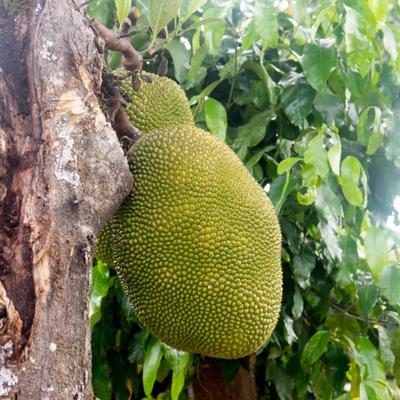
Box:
[90,261,110,330]
[302,39,337,92]
[268,173,296,212]
[358,285,379,318]
[115,0,131,27]
[339,156,364,207]
[356,107,383,155]
[204,98,227,141]
[179,0,207,22]
[166,38,190,83]
[148,0,179,39]
[382,23,398,62]
[203,8,225,55]
[319,221,342,260]
[242,19,257,50]
[304,133,330,178]
[344,4,375,76]
[254,1,279,49]
[297,187,316,206]
[314,93,345,127]
[171,353,190,400]
[327,136,341,175]
[92,357,112,400]
[188,46,208,82]
[87,0,114,26]
[364,226,389,277]
[277,157,302,175]
[368,0,389,23]
[231,110,274,150]
[292,286,304,320]
[283,312,298,345]
[315,181,343,225]
[143,337,163,397]
[293,246,316,289]
[380,264,400,305]
[301,330,330,369]
[354,337,386,381]
[281,81,316,128]
[378,326,395,372]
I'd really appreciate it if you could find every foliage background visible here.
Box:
[89,0,400,398]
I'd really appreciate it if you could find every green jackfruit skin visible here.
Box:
[95,221,114,267]
[118,72,194,133]
[96,73,194,265]
[112,126,282,359]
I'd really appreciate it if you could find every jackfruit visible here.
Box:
[118,72,194,133]
[95,221,113,267]
[111,126,282,359]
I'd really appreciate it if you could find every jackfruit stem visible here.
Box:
[91,19,143,73]
[114,109,142,145]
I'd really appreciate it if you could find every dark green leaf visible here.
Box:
[314,93,345,126]
[293,247,316,289]
[283,312,298,345]
[281,81,316,128]
[302,39,337,92]
[319,221,342,260]
[92,358,112,400]
[231,111,274,150]
[301,330,330,369]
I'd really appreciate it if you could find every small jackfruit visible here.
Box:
[112,126,282,359]
[118,72,194,133]
[95,72,194,266]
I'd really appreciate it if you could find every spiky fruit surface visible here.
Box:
[118,72,194,133]
[94,221,113,267]
[112,126,282,359]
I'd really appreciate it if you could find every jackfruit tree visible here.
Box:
[1,1,400,400]
[89,1,400,399]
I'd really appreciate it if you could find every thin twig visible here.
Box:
[310,289,391,326]
[75,0,93,10]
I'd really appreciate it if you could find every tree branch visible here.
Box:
[90,19,143,73]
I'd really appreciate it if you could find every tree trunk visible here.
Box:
[191,357,257,400]
[0,1,132,398]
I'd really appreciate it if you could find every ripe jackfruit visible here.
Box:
[112,126,282,359]
[118,72,194,133]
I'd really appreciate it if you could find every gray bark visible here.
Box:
[0,1,132,398]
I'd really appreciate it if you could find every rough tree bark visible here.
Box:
[0,0,132,398]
